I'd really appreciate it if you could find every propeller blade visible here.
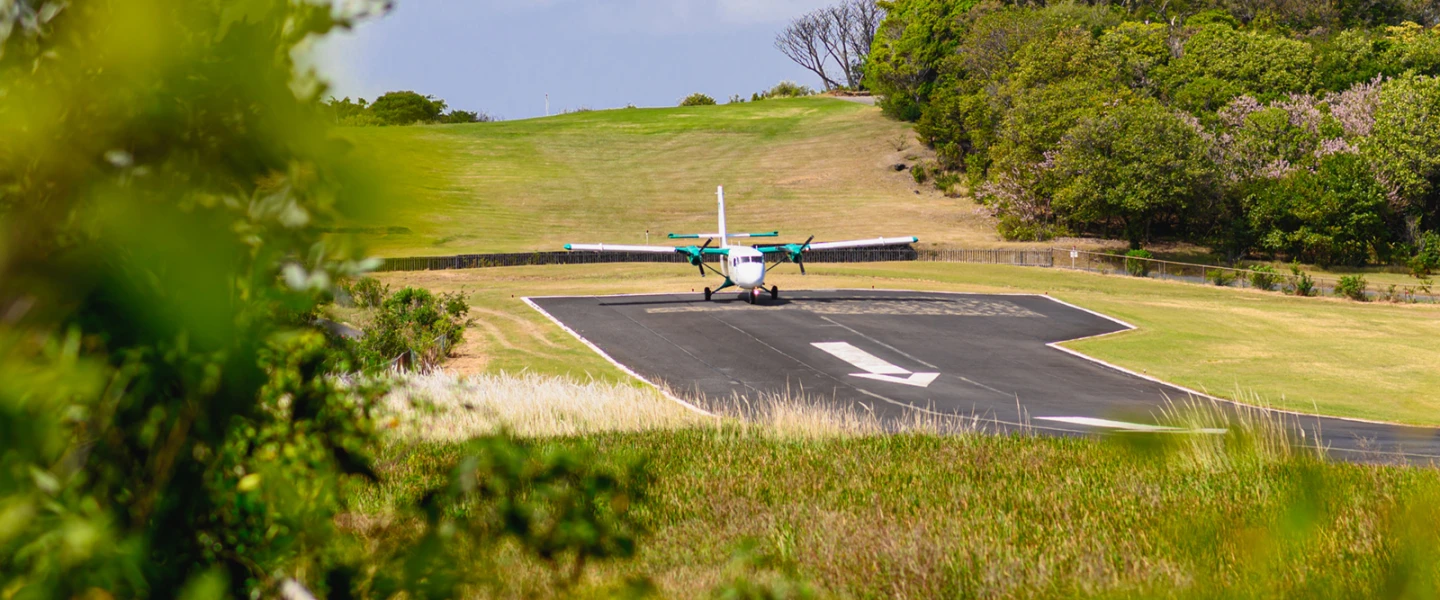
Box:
[696,238,713,276]
[796,235,814,275]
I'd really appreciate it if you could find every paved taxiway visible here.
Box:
[528,290,1440,462]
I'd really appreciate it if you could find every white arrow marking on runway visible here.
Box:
[1035,416,1227,434]
[811,342,940,388]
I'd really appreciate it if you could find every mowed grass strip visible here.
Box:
[340,98,1010,257]
[373,261,1440,425]
[354,429,1440,598]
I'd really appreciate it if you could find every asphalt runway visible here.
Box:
[527,289,1440,462]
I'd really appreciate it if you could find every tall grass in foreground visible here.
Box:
[356,374,1440,598]
[383,372,991,440]
[381,371,705,439]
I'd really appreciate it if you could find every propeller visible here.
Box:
[695,237,713,276]
[794,235,814,275]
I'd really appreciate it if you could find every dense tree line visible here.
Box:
[866,0,1440,267]
[326,90,495,125]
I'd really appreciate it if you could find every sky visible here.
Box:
[313,0,839,120]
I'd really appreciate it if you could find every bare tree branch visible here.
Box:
[775,0,884,92]
[846,0,884,81]
[819,4,858,89]
[775,11,842,90]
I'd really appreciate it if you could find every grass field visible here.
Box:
[352,397,1440,598]
[341,98,1018,257]
[342,330,1440,598]
[370,261,1440,426]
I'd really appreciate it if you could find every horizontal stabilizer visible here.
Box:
[668,232,778,239]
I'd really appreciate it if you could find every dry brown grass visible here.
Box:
[381,371,986,442]
[381,371,704,440]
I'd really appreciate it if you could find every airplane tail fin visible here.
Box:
[717,185,728,248]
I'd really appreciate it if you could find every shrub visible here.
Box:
[728,94,747,104]
[359,287,471,371]
[933,171,963,196]
[344,276,389,308]
[1125,249,1154,277]
[679,93,717,106]
[1335,274,1369,301]
[911,163,930,184]
[1285,263,1317,296]
[1207,268,1238,286]
[765,80,815,98]
[997,215,1061,242]
[1411,231,1440,277]
[440,109,494,123]
[1248,265,1282,291]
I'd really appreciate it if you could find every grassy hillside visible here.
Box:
[370,262,1440,426]
[342,98,1008,257]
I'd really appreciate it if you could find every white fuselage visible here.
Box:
[724,245,766,290]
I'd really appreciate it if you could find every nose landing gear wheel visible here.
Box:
[704,287,712,301]
[745,290,756,304]
[770,285,779,301]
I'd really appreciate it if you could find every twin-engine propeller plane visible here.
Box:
[564,186,919,304]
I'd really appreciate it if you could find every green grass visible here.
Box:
[352,428,1440,598]
[341,98,1010,257]
[374,261,1440,426]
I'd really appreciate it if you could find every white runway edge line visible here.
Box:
[520,297,716,418]
[1034,416,1226,435]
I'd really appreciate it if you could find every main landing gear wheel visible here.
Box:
[703,287,712,301]
[769,285,779,300]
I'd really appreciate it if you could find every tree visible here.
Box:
[369,90,447,125]
[1049,99,1215,248]
[1367,72,1440,240]
[1245,153,1394,266]
[1158,23,1316,113]
[777,0,886,91]
[776,8,843,90]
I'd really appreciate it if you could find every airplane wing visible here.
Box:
[797,236,919,251]
[564,243,700,253]
[755,236,918,255]
[563,243,729,272]
[754,236,917,274]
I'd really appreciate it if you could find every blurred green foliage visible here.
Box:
[358,436,651,598]
[0,2,660,598]
[0,0,399,596]
[0,0,400,596]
